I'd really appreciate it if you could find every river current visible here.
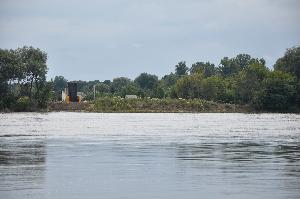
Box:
[0,113,299,199]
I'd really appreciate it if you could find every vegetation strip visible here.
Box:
[1,46,299,112]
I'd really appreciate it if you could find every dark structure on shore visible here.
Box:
[68,82,78,102]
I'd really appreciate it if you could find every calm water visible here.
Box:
[0,113,299,199]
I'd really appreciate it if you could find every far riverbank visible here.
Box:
[48,97,255,113]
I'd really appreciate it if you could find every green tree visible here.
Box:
[16,46,48,101]
[162,73,178,87]
[0,46,50,110]
[134,73,158,90]
[120,83,140,97]
[35,80,53,108]
[53,75,67,101]
[93,82,111,98]
[160,73,180,98]
[296,81,300,107]
[54,76,67,93]
[234,54,265,69]
[0,49,18,108]
[200,76,229,101]
[103,80,111,85]
[254,71,296,111]
[218,57,240,77]
[175,73,203,99]
[96,82,110,93]
[274,46,300,79]
[236,63,269,104]
[0,49,23,82]
[190,62,216,77]
[175,61,188,76]
[111,77,132,93]
[153,81,166,98]
[218,54,265,77]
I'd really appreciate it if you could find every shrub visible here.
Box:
[15,96,31,111]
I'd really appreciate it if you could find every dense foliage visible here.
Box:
[92,97,244,113]
[0,46,52,111]
[2,45,299,112]
[55,46,299,112]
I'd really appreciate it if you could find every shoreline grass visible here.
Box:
[48,97,253,113]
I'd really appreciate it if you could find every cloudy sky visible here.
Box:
[1,0,299,81]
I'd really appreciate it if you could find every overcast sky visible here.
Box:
[1,0,299,81]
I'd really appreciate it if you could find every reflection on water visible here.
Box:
[0,135,46,191]
[0,134,46,199]
[0,113,299,199]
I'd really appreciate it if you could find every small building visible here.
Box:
[125,95,138,99]
[62,90,85,102]
[61,82,85,102]
[68,82,78,102]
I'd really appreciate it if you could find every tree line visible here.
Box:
[1,45,299,112]
[54,46,299,112]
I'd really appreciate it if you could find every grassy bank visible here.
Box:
[48,97,252,113]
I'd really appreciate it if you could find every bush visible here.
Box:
[15,96,31,111]
[94,97,133,112]
[253,71,297,111]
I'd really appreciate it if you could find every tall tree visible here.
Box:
[134,73,158,90]
[234,54,265,69]
[274,46,300,79]
[111,77,132,93]
[162,73,178,87]
[175,73,203,99]
[254,71,297,111]
[54,76,67,93]
[0,46,50,110]
[16,46,48,100]
[236,63,269,104]
[175,61,188,76]
[0,49,21,108]
[218,57,240,77]
[218,54,265,77]
[120,83,140,97]
[190,62,216,77]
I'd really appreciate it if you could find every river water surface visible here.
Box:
[0,113,299,199]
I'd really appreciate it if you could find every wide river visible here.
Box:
[0,113,299,199]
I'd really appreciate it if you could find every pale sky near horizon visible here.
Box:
[1,0,299,81]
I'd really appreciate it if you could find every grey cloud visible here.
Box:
[0,0,299,80]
